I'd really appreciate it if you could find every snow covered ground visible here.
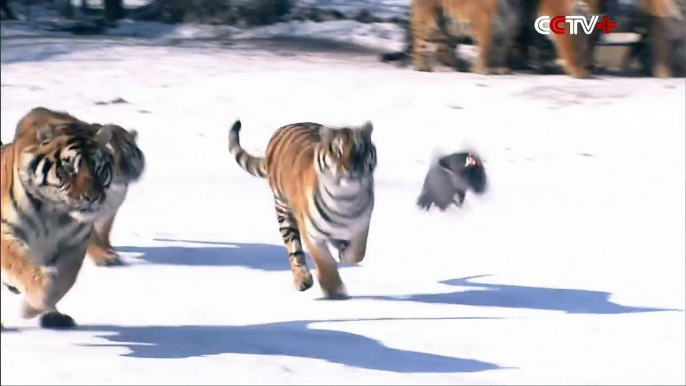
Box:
[1,31,685,385]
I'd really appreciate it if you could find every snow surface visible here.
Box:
[1,31,685,385]
[297,0,408,20]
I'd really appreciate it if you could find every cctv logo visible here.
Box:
[534,15,618,35]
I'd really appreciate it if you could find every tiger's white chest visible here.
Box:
[3,207,93,266]
[304,177,374,242]
[34,218,92,265]
[98,181,128,219]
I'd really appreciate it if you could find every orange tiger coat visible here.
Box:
[14,107,145,267]
[228,120,377,299]
[409,0,519,74]
[1,120,114,329]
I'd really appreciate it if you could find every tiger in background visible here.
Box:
[381,0,520,74]
[505,0,684,78]
[14,107,146,267]
[507,0,597,78]
[532,0,684,78]
[625,0,685,77]
[381,0,599,78]
[1,120,115,330]
[515,0,596,78]
[228,120,377,300]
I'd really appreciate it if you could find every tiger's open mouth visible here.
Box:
[73,200,102,213]
[335,172,367,184]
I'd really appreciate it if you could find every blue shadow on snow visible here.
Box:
[359,275,682,315]
[115,238,361,272]
[79,317,509,374]
[117,239,292,271]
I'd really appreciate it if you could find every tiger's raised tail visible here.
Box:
[228,120,267,179]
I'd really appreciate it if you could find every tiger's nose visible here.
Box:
[84,190,105,204]
[83,193,96,203]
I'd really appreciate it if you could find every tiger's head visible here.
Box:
[317,121,377,184]
[94,123,145,184]
[17,124,116,219]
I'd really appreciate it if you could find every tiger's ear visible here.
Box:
[129,129,139,143]
[95,125,113,146]
[360,121,373,138]
[36,125,54,143]
[320,126,335,143]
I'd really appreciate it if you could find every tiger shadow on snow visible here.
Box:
[115,238,360,273]
[78,316,510,374]
[359,275,683,315]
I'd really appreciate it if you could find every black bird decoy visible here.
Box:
[416,150,488,211]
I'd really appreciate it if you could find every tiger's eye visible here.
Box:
[62,160,74,175]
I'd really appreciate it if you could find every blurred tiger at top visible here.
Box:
[500,0,600,78]
[613,0,685,77]
[381,0,629,78]
[381,0,521,74]
[1,118,115,330]
[13,107,146,267]
[228,120,377,300]
[506,0,685,78]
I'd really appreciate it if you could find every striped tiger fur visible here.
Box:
[14,107,146,267]
[228,120,377,299]
[1,120,115,330]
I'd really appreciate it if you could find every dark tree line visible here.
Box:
[103,0,123,22]
[1,0,123,21]
[1,0,296,24]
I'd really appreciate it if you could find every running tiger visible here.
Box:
[1,121,115,329]
[14,107,146,267]
[228,120,377,299]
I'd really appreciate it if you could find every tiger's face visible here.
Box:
[95,123,145,184]
[17,125,115,218]
[318,122,377,184]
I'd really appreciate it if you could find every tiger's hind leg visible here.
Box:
[274,196,314,292]
[410,2,438,72]
[435,38,471,72]
[647,15,672,78]
[469,10,497,74]
[537,0,589,78]
[87,214,124,267]
[469,8,513,75]
[302,235,348,300]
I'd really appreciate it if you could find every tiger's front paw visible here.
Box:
[653,63,671,78]
[88,246,125,267]
[322,286,350,300]
[97,254,125,267]
[413,60,432,72]
[293,266,314,292]
[39,312,76,330]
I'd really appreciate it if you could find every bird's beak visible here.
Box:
[465,155,477,167]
